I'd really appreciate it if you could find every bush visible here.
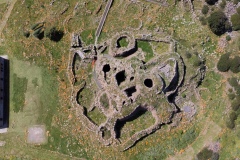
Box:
[231,98,240,111]
[233,0,240,4]
[220,0,226,9]
[237,7,240,14]
[205,0,218,5]
[193,59,202,67]
[230,111,237,121]
[235,86,240,95]
[185,52,192,58]
[231,14,240,31]
[199,16,207,25]
[228,93,235,100]
[45,27,64,42]
[197,147,214,160]
[217,53,230,72]
[228,77,238,87]
[230,56,240,73]
[226,119,235,129]
[208,11,230,35]
[226,35,231,41]
[202,5,209,14]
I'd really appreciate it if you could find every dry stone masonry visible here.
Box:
[67,30,198,151]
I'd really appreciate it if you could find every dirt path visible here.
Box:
[0,0,17,37]
[167,119,221,160]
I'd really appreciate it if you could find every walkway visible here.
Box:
[95,0,113,45]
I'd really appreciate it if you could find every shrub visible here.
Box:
[228,77,238,87]
[193,59,202,67]
[228,93,235,100]
[237,7,240,14]
[231,14,240,31]
[45,27,64,42]
[235,86,240,95]
[185,52,192,58]
[226,119,235,129]
[208,11,230,35]
[197,147,214,160]
[233,0,240,4]
[205,0,218,5]
[217,53,230,72]
[231,98,240,111]
[230,56,240,73]
[226,35,231,41]
[199,16,207,25]
[202,5,209,14]
[220,0,226,9]
[230,111,237,121]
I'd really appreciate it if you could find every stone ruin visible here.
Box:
[67,31,192,151]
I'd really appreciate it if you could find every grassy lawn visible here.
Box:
[118,37,129,47]
[137,40,154,62]
[0,2,8,19]
[12,73,28,112]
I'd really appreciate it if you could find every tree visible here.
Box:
[231,14,240,31]
[202,5,209,15]
[205,0,218,5]
[230,56,240,73]
[208,11,230,36]
[217,53,230,72]
[45,27,64,42]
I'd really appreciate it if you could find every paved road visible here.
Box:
[95,0,113,39]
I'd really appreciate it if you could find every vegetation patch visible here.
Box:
[12,73,28,113]
[137,41,154,62]
[208,11,230,36]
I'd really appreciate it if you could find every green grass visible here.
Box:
[81,29,95,45]
[137,41,154,62]
[118,37,129,47]
[0,2,8,19]
[37,69,59,127]
[87,107,106,125]
[135,124,200,160]
[12,73,28,112]
[100,93,109,109]
[41,126,89,158]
